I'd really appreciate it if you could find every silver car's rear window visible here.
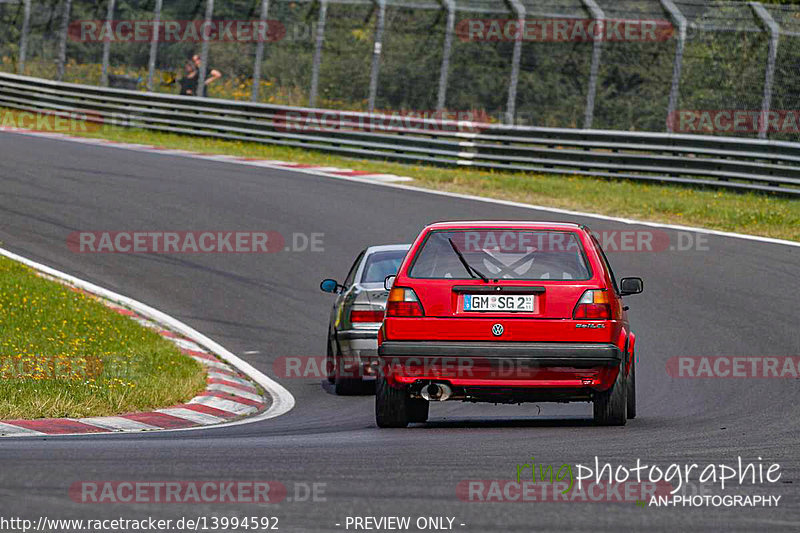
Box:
[361,250,408,283]
[409,230,591,281]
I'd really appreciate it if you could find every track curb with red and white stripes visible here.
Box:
[0,126,415,184]
[0,247,295,437]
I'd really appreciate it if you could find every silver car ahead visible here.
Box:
[320,244,411,395]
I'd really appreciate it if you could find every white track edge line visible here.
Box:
[0,246,296,438]
[2,127,797,249]
[280,168,800,249]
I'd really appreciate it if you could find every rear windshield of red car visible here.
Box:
[408,230,592,281]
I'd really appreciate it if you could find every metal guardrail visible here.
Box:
[1,72,799,197]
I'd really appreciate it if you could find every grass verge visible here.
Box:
[0,255,207,419]
[2,107,798,242]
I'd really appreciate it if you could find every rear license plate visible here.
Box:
[463,294,535,312]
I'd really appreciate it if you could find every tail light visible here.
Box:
[385,287,424,317]
[573,289,613,319]
[350,309,385,323]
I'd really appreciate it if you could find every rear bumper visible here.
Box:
[337,330,378,342]
[378,341,622,390]
[378,341,621,368]
[336,329,380,379]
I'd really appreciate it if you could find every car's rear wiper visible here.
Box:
[448,238,490,282]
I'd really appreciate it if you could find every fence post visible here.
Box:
[436,0,455,112]
[660,0,687,133]
[309,0,328,107]
[56,0,73,81]
[196,0,215,97]
[100,0,116,86]
[504,0,524,124]
[251,0,271,102]
[581,0,604,129]
[146,0,163,92]
[367,0,386,112]
[750,2,780,140]
[17,0,31,74]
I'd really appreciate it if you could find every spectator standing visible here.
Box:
[178,58,198,96]
[177,53,222,96]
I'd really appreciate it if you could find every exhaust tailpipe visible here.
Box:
[421,382,452,402]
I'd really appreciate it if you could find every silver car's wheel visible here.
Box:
[333,345,363,396]
[325,336,335,384]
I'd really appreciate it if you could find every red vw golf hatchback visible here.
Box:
[376,221,643,427]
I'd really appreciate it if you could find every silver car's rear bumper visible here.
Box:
[337,329,380,378]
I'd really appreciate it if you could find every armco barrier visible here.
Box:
[1,72,799,197]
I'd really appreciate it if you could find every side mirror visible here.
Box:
[619,277,643,296]
[320,278,340,293]
[384,275,396,291]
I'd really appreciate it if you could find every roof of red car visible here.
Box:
[424,221,584,231]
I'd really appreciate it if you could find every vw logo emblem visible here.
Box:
[491,323,504,337]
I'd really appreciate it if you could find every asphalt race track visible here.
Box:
[0,131,798,532]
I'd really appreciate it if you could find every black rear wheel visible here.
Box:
[375,377,409,428]
[593,361,627,426]
[627,356,637,419]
